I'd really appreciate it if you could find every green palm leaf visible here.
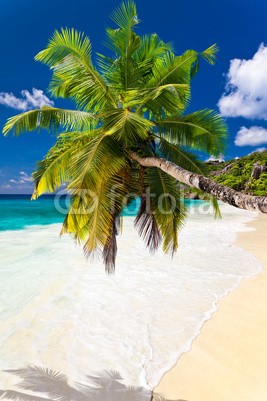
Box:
[35,28,117,110]
[32,130,99,198]
[62,170,131,273]
[157,109,227,156]
[104,2,141,92]
[124,83,190,114]
[110,1,139,29]
[135,195,162,253]
[140,167,187,254]
[102,109,154,145]
[68,134,127,191]
[157,138,206,174]
[3,107,95,136]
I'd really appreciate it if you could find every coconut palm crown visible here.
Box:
[3,1,228,272]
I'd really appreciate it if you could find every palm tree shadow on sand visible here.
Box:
[0,367,187,401]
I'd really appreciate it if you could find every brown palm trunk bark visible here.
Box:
[130,152,267,213]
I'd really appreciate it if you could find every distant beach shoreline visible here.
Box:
[155,213,267,400]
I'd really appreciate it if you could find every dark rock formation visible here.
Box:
[251,163,267,180]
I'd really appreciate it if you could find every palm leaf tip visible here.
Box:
[201,43,219,65]
[134,196,162,253]
[103,215,120,274]
[111,1,139,29]
[34,27,92,66]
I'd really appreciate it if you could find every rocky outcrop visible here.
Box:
[251,163,267,180]
[211,162,235,176]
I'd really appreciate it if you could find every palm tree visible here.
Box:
[3,2,267,272]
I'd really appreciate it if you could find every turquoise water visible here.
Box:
[0,195,201,231]
[0,195,65,231]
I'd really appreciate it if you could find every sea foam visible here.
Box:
[0,204,262,389]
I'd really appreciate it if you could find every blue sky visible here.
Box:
[0,0,267,193]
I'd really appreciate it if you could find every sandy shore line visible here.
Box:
[155,213,267,401]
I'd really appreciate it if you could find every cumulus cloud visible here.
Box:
[19,171,32,182]
[234,126,267,146]
[0,88,54,111]
[218,44,267,120]
[9,171,32,185]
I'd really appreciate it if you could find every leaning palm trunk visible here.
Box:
[130,152,267,213]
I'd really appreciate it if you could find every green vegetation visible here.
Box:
[207,151,267,196]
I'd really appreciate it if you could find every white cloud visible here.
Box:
[234,126,267,146]
[205,154,225,162]
[0,88,54,111]
[8,171,32,185]
[218,44,267,120]
[19,171,32,182]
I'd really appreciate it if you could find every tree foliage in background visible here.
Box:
[207,151,267,196]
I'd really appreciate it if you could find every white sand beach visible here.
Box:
[155,213,267,400]
[0,204,264,395]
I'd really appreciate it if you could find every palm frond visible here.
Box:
[62,170,131,272]
[35,28,117,110]
[157,138,206,175]
[104,17,141,91]
[102,109,154,145]
[103,2,141,92]
[124,83,190,114]
[147,49,199,89]
[103,215,120,273]
[146,44,219,96]
[134,195,162,253]
[68,134,127,190]
[3,107,95,136]
[100,33,172,91]
[144,167,187,254]
[3,109,39,136]
[131,33,173,87]
[200,43,219,65]
[134,33,173,65]
[82,172,130,260]
[59,135,131,271]
[190,189,222,218]
[157,109,227,156]
[110,1,139,30]
[35,28,92,65]
[211,195,222,218]
[32,130,98,198]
